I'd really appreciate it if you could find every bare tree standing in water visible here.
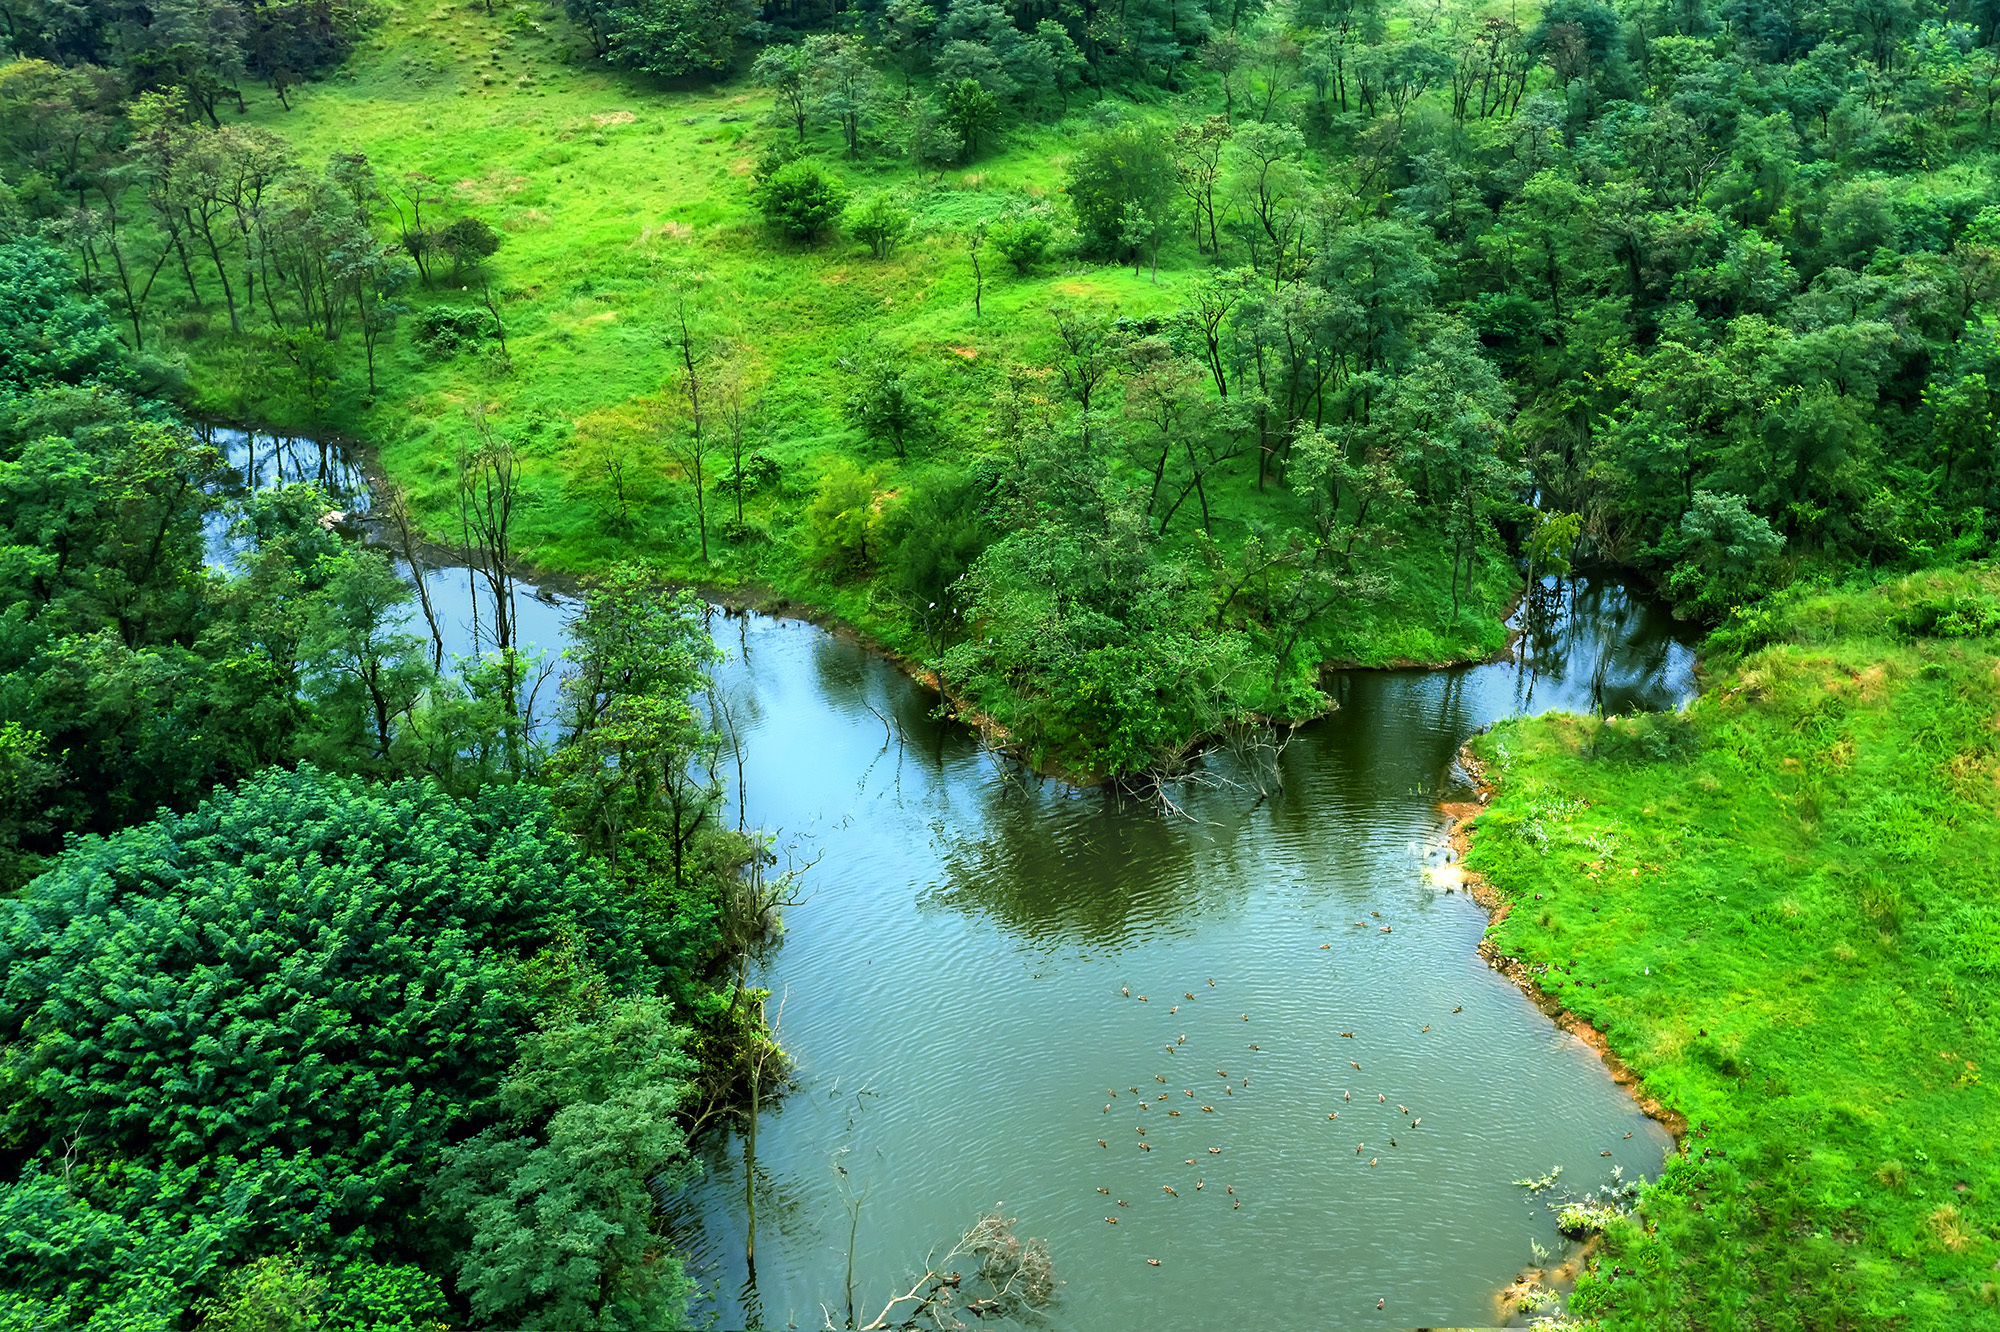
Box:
[385,482,446,671]
[460,403,523,767]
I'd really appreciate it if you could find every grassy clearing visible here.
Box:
[171,0,1511,676]
[1466,565,2000,1329]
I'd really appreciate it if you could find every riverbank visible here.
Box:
[149,0,1519,779]
[1459,563,2000,1329]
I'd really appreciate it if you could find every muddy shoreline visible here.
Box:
[1441,742,1687,1325]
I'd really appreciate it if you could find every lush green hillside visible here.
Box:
[1467,566,2000,1328]
[16,0,2000,774]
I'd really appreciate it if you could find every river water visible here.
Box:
[210,427,1697,1330]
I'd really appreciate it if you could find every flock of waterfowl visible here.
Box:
[1093,951,1458,1289]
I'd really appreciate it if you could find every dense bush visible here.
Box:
[756,160,849,241]
[412,305,498,358]
[0,764,701,1329]
[562,0,755,78]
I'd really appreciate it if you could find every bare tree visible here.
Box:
[715,350,759,529]
[385,482,445,670]
[459,404,526,767]
[664,291,717,562]
[836,1211,1058,1331]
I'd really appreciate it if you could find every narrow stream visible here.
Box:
[210,427,1697,1330]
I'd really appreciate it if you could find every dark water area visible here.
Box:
[207,426,1699,1329]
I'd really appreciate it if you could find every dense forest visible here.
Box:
[3,0,1995,779]
[0,243,786,1325]
[1,0,1997,1324]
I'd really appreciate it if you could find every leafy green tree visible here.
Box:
[989,209,1053,273]
[848,192,911,259]
[1064,123,1175,257]
[566,0,755,77]
[750,42,813,141]
[882,471,991,652]
[431,998,699,1332]
[0,765,675,1326]
[1666,489,1786,617]
[194,1251,326,1332]
[439,214,501,277]
[807,32,882,156]
[0,237,127,393]
[298,547,433,772]
[549,567,721,894]
[755,159,849,242]
[805,458,883,572]
[1378,323,1515,612]
[940,77,1000,158]
[843,354,938,457]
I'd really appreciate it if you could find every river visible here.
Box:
[211,427,1696,1329]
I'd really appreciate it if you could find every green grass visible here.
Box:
[1465,565,2000,1329]
[163,0,1511,681]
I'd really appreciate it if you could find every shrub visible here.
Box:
[843,356,938,458]
[757,160,849,242]
[989,211,1053,274]
[849,193,911,259]
[805,459,882,572]
[438,215,502,276]
[412,305,497,358]
[1890,591,2000,639]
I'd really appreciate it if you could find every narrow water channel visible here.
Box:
[211,427,1696,1330]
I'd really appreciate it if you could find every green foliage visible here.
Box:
[548,566,727,931]
[989,210,1053,274]
[0,765,682,1328]
[439,215,502,277]
[566,0,755,79]
[755,159,849,242]
[805,457,883,573]
[0,238,127,395]
[1664,490,1788,619]
[882,469,993,623]
[848,192,911,259]
[842,354,938,458]
[411,305,498,358]
[195,1251,327,1332]
[431,997,698,1331]
[939,77,1000,159]
[1468,565,2000,1330]
[1064,123,1174,256]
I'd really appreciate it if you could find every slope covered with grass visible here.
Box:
[177,0,1513,708]
[1466,566,2000,1328]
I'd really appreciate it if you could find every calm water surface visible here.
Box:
[678,586,1694,1331]
[210,427,1695,1330]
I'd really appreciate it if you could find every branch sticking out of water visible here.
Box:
[841,1211,1058,1331]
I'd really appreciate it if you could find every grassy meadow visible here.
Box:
[1466,566,2000,1328]
[172,0,1513,674]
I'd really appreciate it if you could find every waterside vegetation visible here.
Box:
[1468,567,2000,1328]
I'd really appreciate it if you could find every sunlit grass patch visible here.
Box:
[1468,564,2000,1329]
